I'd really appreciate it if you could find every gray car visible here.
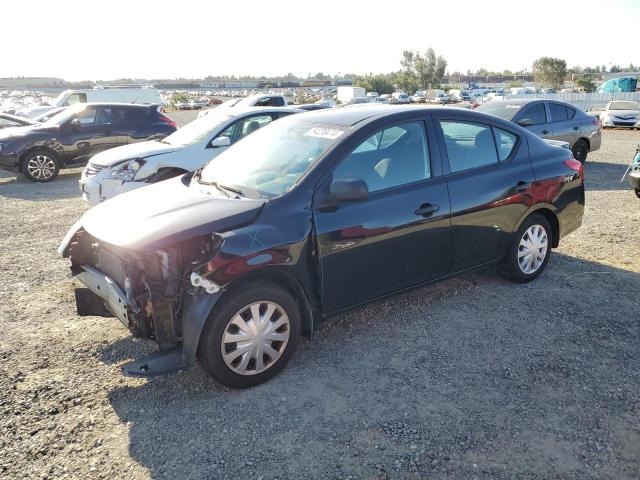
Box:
[477,99,602,163]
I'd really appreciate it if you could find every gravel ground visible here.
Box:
[1,122,639,480]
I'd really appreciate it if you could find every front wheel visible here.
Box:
[635,188,640,199]
[22,149,60,182]
[500,214,552,283]
[198,281,301,388]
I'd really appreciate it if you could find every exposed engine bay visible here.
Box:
[67,229,223,352]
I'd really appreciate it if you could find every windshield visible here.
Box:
[476,102,522,120]
[163,110,234,146]
[52,92,69,107]
[40,103,87,127]
[609,101,640,111]
[199,118,346,198]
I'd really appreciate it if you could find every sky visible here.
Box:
[3,0,639,81]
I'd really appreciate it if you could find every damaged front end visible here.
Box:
[60,227,225,377]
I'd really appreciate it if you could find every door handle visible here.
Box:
[541,129,550,135]
[415,203,439,216]
[515,181,531,192]
[573,126,579,131]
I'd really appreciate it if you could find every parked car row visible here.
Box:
[0,103,177,181]
[476,99,601,163]
[58,104,585,389]
[81,106,301,203]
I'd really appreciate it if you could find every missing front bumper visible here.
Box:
[75,265,137,327]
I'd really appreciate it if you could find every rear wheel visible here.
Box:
[22,149,60,182]
[501,214,552,283]
[197,281,301,388]
[572,139,589,164]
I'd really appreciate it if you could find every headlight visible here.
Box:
[107,158,146,182]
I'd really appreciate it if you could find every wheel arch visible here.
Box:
[19,145,59,173]
[576,136,590,151]
[514,205,560,248]
[220,268,316,337]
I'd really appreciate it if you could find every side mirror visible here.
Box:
[70,118,82,129]
[517,118,534,127]
[329,177,368,202]
[210,136,231,148]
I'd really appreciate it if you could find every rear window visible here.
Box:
[115,107,148,123]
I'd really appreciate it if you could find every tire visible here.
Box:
[635,188,640,199]
[22,148,60,182]
[500,214,552,283]
[572,139,589,164]
[197,281,301,388]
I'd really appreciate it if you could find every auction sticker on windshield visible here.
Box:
[305,127,345,140]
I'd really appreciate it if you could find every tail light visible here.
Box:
[564,158,583,180]
[159,114,177,129]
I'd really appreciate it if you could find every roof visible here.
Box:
[74,102,160,108]
[294,104,481,126]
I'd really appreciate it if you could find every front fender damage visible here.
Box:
[122,290,222,377]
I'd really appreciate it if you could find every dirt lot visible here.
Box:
[1,121,639,479]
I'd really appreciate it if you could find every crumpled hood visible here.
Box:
[90,140,183,167]
[79,176,265,252]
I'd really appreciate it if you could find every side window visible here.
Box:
[75,107,97,126]
[440,121,498,173]
[548,103,568,122]
[493,128,517,161]
[271,97,285,106]
[218,123,235,139]
[235,115,273,142]
[519,103,547,125]
[64,93,87,106]
[255,97,271,106]
[120,107,147,123]
[95,107,112,126]
[566,106,576,119]
[334,121,430,193]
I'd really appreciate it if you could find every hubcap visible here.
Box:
[518,224,548,274]
[27,154,56,180]
[221,301,290,376]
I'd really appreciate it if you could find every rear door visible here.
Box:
[314,118,451,313]
[113,106,151,144]
[516,102,553,139]
[547,102,578,144]
[436,116,534,271]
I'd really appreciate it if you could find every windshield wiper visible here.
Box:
[196,178,243,198]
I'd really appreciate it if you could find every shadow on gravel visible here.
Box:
[107,254,640,480]
[584,161,633,192]
[0,170,83,201]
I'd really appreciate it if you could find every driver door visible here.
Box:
[313,119,451,313]
[60,105,112,164]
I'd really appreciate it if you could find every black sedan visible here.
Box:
[0,103,177,182]
[60,105,585,388]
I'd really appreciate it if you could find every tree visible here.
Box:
[353,74,395,94]
[532,57,567,89]
[576,78,597,93]
[395,47,448,93]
